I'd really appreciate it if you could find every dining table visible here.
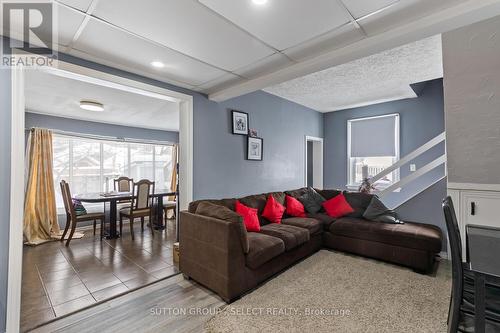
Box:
[73,188,176,239]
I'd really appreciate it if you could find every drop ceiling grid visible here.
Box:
[53,0,408,92]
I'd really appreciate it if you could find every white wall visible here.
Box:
[443,15,500,185]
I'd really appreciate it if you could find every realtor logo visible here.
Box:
[1,0,57,67]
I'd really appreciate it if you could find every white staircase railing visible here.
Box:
[369,132,446,197]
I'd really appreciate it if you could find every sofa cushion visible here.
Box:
[299,187,326,214]
[329,217,442,252]
[260,224,310,251]
[343,192,374,218]
[282,217,322,235]
[285,195,307,218]
[235,200,261,232]
[316,189,342,200]
[262,195,285,224]
[188,198,236,214]
[363,196,401,224]
[284,187,309,200]
[307,213,337,230]
[195,201,249,253]
[240,192,286,225]
[322,193,354,218]
[245,233,285,269]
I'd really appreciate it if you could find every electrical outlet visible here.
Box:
[410,164,416,172]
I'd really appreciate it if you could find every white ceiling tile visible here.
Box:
[199,0,351,50]
[92,0,274,71]
[196,73,246,94]
[234,53,293,79]
[4,3,85,48]
[57,0,94,12]
[283,23,364,62]
[25,70,180,131]
[265,35,443,112]
[340,0,399,19]
[357,0,465,36]
[72,18,227,86]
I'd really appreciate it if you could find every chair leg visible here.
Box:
[93,220,96,236]
[61,213,71,242]
[141,217,144,231]
[66,219,77,246]
[129,217,135,240]
[119,215,123,237]
[149,212,154,238]
[100,218,104,240]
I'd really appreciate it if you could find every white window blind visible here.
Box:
[350,115,397,157]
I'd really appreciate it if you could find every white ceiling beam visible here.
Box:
[209,0,500,102]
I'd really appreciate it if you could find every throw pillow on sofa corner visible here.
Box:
[235,200,261,232]
[262,195,285,224]
[363,196,403,224]
[298,187,326,214]
[285,195,307,217]
[322,193,355,218]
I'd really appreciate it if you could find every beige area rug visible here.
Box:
[206,250,451,333]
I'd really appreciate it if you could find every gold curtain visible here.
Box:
[23,128,60,245]
[168,144,178,201]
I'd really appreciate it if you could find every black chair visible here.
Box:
[443,196,500,333]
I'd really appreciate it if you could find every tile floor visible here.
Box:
[21,219,178,332]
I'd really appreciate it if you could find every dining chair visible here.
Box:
[60,180,106,246]
[442,196,500,333]
[119,179,155,240]
[114,176,133,203]
[163,196,176,221]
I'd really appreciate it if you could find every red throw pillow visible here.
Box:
[235,200,260,232]
[285,195,306,217]
[262,195,285,224]
[322,194,354,218]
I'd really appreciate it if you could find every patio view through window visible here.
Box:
[52,134,174,211]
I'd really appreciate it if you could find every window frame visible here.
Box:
[52,133,175,213]
[346,113,400,190]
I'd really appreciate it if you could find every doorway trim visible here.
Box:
[6,59,194,333]
[304,136,324,189]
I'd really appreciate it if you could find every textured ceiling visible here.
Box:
[264,35,443,112]
[25,70,180,131]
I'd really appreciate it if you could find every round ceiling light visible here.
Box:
[252,0,268,5]
[80,100,104,112]
[151,61,165,68]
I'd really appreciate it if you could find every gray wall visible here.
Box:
[323,79,446,234]
[324,78,445,190]
[443,15,500,184]
[0,37,11,333]
[25,112,179,143]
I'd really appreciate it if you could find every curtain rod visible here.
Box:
[25,127,176,146]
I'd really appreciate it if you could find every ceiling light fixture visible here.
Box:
[151,61,165,68]
[80,100,104,112]
[252,0,268,5]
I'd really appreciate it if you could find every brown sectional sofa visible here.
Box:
[179,188,442,302]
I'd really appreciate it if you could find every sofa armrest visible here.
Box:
[179,211,246,301]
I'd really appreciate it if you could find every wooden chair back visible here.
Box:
[114,176,133,192]
[131,179,155,212]
[60,180,76,220]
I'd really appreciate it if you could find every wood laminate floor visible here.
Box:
[30,274,225,333]
[21,219,180,332]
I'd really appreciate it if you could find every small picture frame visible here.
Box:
[247,136,263,161]
[231,110,249,135]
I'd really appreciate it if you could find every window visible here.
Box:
[347,114,400,189]
[52,134,174,211]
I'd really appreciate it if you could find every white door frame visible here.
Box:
[304,136,324,189]
[6,59,194,333]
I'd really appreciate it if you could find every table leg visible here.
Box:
[154,196,166,230]
[105,199,120,239]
